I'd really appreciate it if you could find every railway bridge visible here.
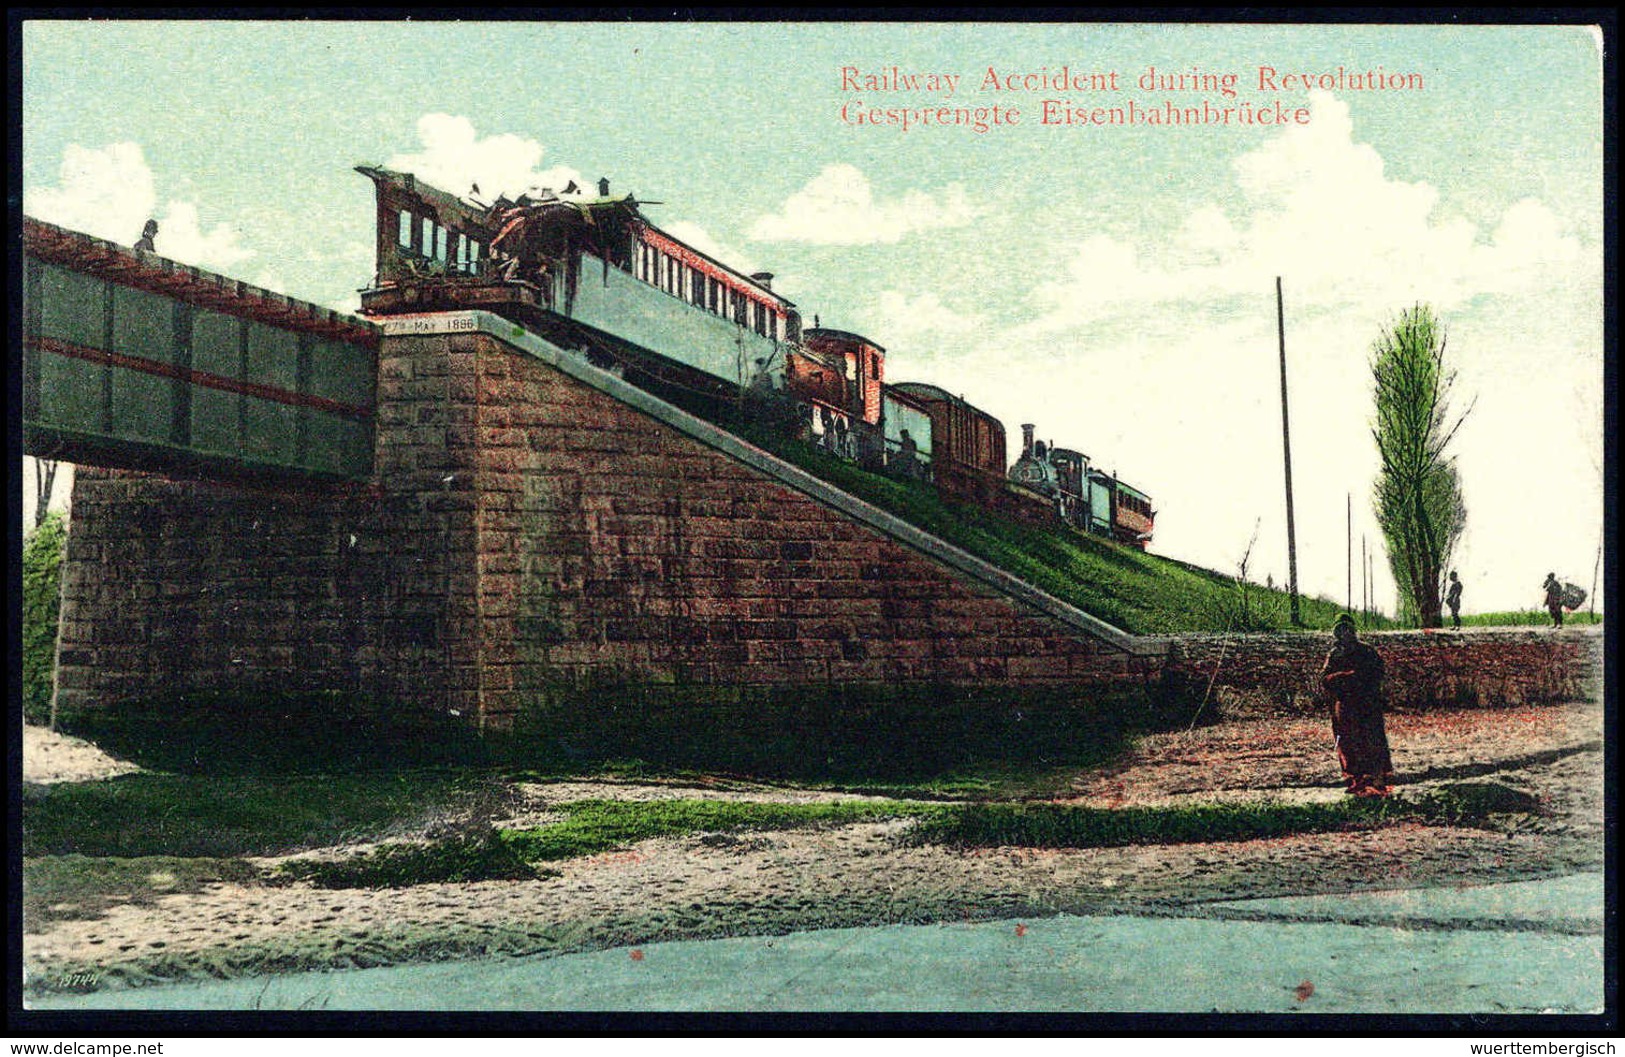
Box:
[24,218,378,486]
[24,219,1595,751]
[26,218,1173,737]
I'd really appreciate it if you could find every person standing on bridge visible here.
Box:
[1321,614,1393,798]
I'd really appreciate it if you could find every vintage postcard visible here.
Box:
[16,17,1610,1030]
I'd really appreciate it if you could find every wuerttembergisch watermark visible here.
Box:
[837,64,1424,134]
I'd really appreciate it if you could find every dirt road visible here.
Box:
[20,697,1605,996]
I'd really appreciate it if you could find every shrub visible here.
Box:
[23,512,67,726]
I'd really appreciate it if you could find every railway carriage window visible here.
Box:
[454,234,480,274]
[692,270,705,306]
[397,210,414,250]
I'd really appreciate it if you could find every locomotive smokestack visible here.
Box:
[1021,423,1035,457]
[750,271,774,291]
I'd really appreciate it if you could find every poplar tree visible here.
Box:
[1370,305,1471,628]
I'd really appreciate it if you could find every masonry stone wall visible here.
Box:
[1165,628,1602,718]
[55,326,473,721]
[53,316,1601,736]
[450,328,1159,726]
[55,320,1161,730]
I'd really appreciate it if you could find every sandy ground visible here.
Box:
[20,698,1605,996]
[21,725,141,788]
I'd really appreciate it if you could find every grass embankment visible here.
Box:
[732,425,1371,635]
[1456,610,1603,627]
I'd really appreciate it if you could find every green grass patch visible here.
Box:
[1408,781,1541,821]
[1455,610,1603,627]
[281,798,944,887]
[23,854,261,930]
[908,780,1534,850]
[21,770,497,859]
[728,424,1381,635]
[500,797,942,862]
[792,762,1104,802]
[909,798,1409,850]
[274,831,547,889]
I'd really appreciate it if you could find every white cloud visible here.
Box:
[749,164,979,245]
[901,91,1599,613]
[25,142,253,272]
[1024,91,1590,333]
[384,114,583,201]
[252,269,290,295]
[874,290,988,346]
[661,220,760,277]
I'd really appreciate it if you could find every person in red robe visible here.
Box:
[1321,614,1394,797]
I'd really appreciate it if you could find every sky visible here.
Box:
[19,19,1608,615]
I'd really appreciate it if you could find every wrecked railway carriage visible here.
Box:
[356,165,1153,546]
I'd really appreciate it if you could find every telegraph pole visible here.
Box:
[1346,493,1353,613]
[1277,277,1301,625]
[1361,534,1369,623]
[1368,549,1377,620]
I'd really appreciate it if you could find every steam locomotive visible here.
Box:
[356,166,1154,548]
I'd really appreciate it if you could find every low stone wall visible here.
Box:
[1164,628,1603,718]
